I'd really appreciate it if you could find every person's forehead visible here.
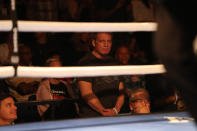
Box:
[133,91,148,99]
[96,33,112,39]
[119,47,129,52]
[49,61,62,67]
[1,97,15,105]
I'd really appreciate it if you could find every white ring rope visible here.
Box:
[17,65,166,78]
[0,20,161,78]
[0,20,157,32]
[0,66,15,78]
[0,20,12,31]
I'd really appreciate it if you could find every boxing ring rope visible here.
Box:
[0,20,157,32]
[0,0,160,78]
[17,65,166,78]
[0,66,15,78]
[0,20,162,78]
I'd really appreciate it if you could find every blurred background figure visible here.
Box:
[36,58,77,120]
[0,32,13,65]
[6,44,41,102]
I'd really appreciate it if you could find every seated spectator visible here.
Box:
[30,32,49,66]
[0,92,17,126]
[6,44,41,101]
[128,34,148,65]
[129,88,150,114]
[115,45,146,113]
[115,45,146,92]
[115,45,131,65]
[0,32,13,65]
[36,58,77,120]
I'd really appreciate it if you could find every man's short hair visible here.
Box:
[129,87,149,102]
[93,32,113,40]
[0,92,12,107]
[45,58,61,66]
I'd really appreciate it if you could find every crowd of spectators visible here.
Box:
[0,0,155,22]
[0,0,186,127]
[0,32,187,126]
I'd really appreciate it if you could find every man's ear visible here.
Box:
[129,103,134,111]
[92,40,96,47]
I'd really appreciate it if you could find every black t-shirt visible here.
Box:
[78,53,123,117]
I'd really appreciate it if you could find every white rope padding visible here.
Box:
[0,66,15,78]
[0,20,157,32]
[17,65,166,78]
[0,20,160,78]
[0,20,12,31]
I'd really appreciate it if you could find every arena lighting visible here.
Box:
[0,20,157,32]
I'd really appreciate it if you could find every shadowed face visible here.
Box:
[92,33,112,58]
[116,46,130,65]
[19,46,32,66]
[129,91,150,114]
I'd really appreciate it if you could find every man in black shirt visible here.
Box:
[78,32,124,117]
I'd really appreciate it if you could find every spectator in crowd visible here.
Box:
[0,92,17,126]
[128,34,148,65]
[115,45,131,65]
[71,33,93,61]
[58,0,94,21]
[36,58,77,120]
[92,0,132,22]
[18,44,32,66]
[6,44,41,102]
[129,87,150,114]
[25,0,59,21]
[29,32,50,66]
[115,45,146,113]
[115,45,146,96]
[0,0,10,19]
[78,32,124,117]
[0,32,13,65]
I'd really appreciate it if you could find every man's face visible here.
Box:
[19,46,32,65]
[0,97,17,123]
[92,33,112,57]
[129,91,150,114]
[116,46,130,65]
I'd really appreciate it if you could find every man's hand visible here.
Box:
[100,108,117,116]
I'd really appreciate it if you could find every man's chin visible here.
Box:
[135,108,150,114]
[10,114,17,120]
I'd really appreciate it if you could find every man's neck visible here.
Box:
[92,50,108,59]
[0,119,12,126]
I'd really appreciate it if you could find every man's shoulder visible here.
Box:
[78,53,96,65]
[78,53,118,66]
